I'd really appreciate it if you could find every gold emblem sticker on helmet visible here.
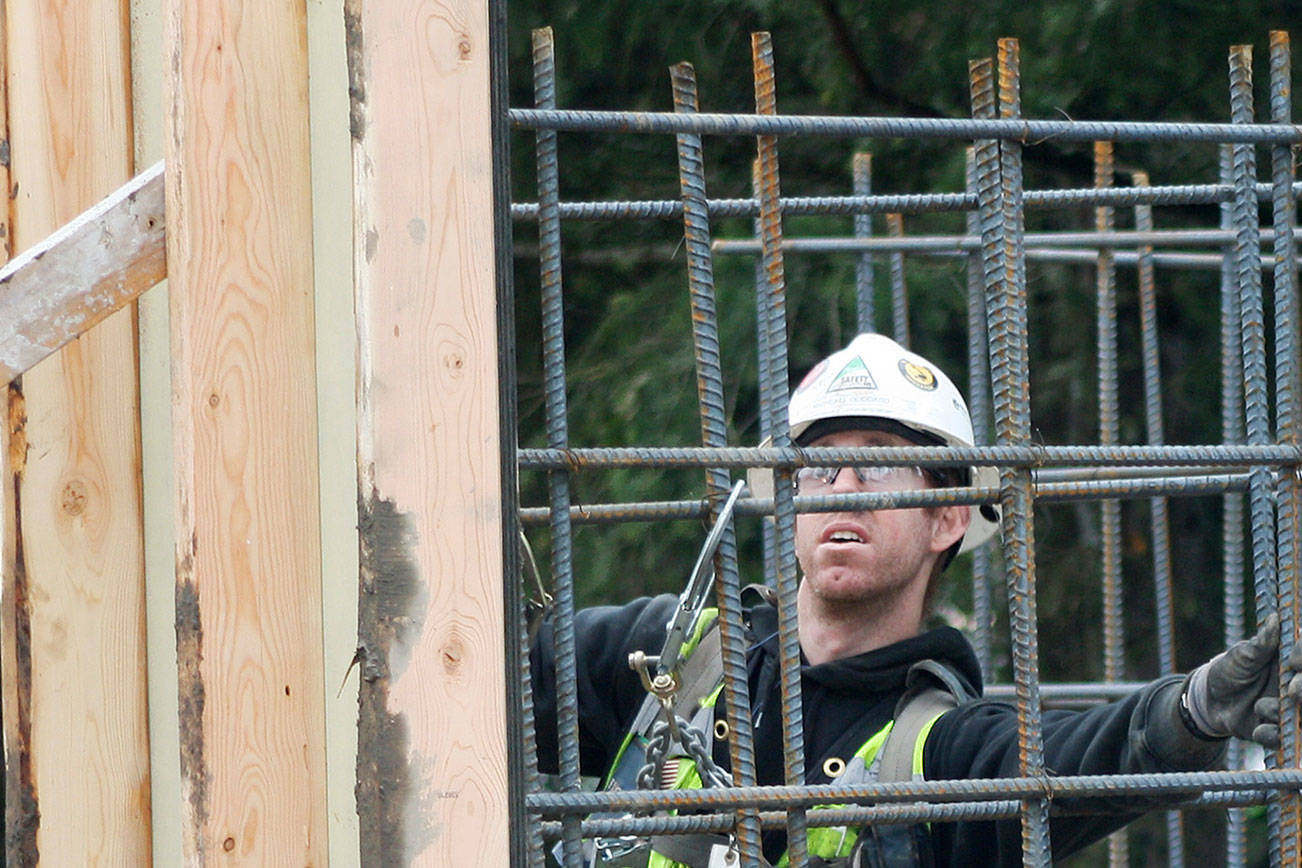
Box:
[827,356,879,393]
[898,358,937,390]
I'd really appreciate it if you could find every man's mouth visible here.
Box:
[825,528,865,544]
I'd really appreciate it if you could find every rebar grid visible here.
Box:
[514,27,1301,868]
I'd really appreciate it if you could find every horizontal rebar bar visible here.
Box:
[518,443,1302,471]
[518,472,1253,527]
[539,788,1274,839]
[526,769,1302,817]
[509,108,1302,144]
[711,227,1302,255]
[983,681,1150,703]
[509,182,1302,222]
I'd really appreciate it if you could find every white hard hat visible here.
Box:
[750,332,999,554]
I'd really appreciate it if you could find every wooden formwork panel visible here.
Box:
[346,0,509,863]
[164,0,327,861]
[2,0,152,863]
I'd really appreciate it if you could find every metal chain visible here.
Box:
[638,714,734,791]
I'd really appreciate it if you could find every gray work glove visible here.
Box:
[1183,613,1302,749]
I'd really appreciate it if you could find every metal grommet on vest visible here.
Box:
[822,756,846,779]
[714,719,730,741]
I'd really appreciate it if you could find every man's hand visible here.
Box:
[1183,613,1302,748]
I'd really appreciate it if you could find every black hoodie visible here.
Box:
[531,594,1222,866]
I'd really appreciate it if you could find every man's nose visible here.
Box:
[828,466,863,491]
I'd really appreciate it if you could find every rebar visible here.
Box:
[966,147,995,682]
[1095,141,1124,692]
[526,769,1302,816]
[994,39,1053,865]
[1269,30,1302,864]
[517,441,1302,471]
[710,226,1302,255]
[509,106,1302,144]
[509,181,1302,222]
[1134,168,1186,866]
[1220,139,1250,868]
[669,61,765,866]
[517,471,1257,529]
[531,27,584,868]
[1095,141,1131,868]
[853,153,876,332]
[510,27,1302,868]
[752,30,808,866]
[1230,43,1285,868]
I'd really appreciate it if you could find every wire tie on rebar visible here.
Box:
[560,447,584,475]
[1028,111,1072,147]
[1036,773,1056,805]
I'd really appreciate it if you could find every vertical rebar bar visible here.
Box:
[518,565,547,868]
[1268,30,1302,863]
[1094,141,1132,868]
[754,158,778,588]
[670,61,764,866]
[1229,42,1282,868]
[887,213,909,348]
[752,30,808,866]
[1229,43,1276,630]
[1095,142,1124,683]
[965,147,995,683]
[532,27,584,867]
[1220,141,1249,868]
[853,153,876,334]
[994,39,1052,866]
[1134,168,1184,867]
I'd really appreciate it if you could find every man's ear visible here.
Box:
[930,504,971,554]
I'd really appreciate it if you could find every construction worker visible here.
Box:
[531,332,1300,867]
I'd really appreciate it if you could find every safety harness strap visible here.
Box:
[876,687,958,784]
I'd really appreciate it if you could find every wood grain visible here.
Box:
[164,0,327,862]
[4,0,153,862]
[347,0,508,864]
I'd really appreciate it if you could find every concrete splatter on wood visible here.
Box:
[174,535,208,862]
[355,490,429,866]
[3,383,37,866]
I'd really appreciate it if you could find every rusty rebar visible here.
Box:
[669,60,765,865]
[752,30,808,866]
[1095,139,1131,868]
[1269,30,1302,865]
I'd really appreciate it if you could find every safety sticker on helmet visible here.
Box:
[898,358,937,390]
[827,356,878,393]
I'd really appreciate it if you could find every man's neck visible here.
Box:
[796,585,924,666]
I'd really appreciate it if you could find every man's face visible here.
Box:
[793,427,969,610]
